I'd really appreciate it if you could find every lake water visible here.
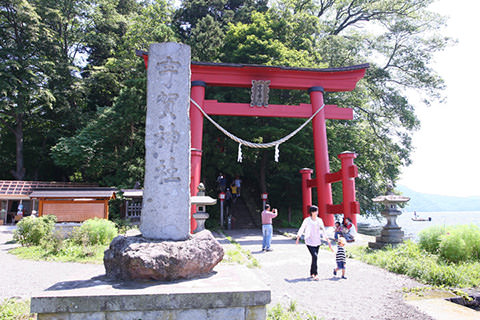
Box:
[357,211,480,241]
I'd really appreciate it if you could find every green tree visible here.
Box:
[82,0,140,114]
[51,0,176,187]
[0,0,55,179]
[174,0,267,61]
[208,10,325,201]
[0,0,95,180]
[30,0,92,180]
[196,0,449,216]
[47,0,450,220]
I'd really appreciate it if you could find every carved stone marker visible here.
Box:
[141,42,191,240]
[104,42,223,281]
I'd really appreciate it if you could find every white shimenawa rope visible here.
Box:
[190,98,325,162]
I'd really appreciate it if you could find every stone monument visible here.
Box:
[104,42,223,281]
[368,190,410,249]
[141,42,191,240]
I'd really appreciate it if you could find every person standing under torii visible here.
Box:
[216,172,227,193]
[296,205,333,280]
[261,204,278,252]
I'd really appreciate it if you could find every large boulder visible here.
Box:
[104,230,224,281]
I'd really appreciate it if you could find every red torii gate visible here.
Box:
[138,51,368,231]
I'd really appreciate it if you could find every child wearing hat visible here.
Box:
[333,237,347,279]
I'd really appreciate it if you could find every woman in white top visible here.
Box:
[296,205,333,280]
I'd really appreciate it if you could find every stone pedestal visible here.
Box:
[104,230,224,281]
[31,264,270,320]
[193,212,210,232]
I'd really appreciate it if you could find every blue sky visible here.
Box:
[398,0,480,197]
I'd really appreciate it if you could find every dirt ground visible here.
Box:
[0,226,444,319]
[220,228,435,320]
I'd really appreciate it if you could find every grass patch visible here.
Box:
[0,298,35,320]
[221,235,260,268]
[267,301,322,320]
[349,241,480,288]
[419,224,480,263]
[9,217,125,264]
[10,241,108,264]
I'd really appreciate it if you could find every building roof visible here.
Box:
[0,180,98,200]
[29,188,116,199]
[135,50,370,73]
[136,50,368,91]
[122,189,143,198]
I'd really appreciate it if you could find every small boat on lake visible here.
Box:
[412,211,432,221]
[411,217,432,221]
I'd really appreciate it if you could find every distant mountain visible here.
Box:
[396,185,480,212]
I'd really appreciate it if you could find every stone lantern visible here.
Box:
[191,183,217,233]
[368,190,410,249]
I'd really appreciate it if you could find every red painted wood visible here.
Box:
[351,201,360,214]
[338,152,358,225]
[326,171,343,184]
[138,53,367,91]
[349,165,359,178]
[201,101,353,120]
[310,90,334,227]
[306,178,317,189]
[190,84,206,233]
[300,169,314,219]
[327,204,343,214]
[137,53,367,229]
[191,63,367,91]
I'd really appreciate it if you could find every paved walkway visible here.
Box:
[0,226,104,299]
[220,228,435,320]
[1,225,478,319]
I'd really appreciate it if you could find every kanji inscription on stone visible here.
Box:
[141,43,191,240]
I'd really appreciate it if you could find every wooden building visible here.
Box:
[121,189,143,223]
[0,180,114,224]
[29,189,116,222]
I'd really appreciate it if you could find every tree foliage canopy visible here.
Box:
[0,0,451,216]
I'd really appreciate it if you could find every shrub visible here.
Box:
[458,225,480,261]
[13,215,57,246]
[418,225,447,254]
[40,229,65,254]
[112,217,137,235]
[0,298,34,320]
[72,218,118,246]
[267,302,319,320]
[350,240,480,288]
[438,225,480,263]
[439,232,468,263]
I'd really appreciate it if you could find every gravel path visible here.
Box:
[0,227,104,299]
[1,226,433,319]
[222,229,434,320]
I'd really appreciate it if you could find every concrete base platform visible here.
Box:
[31,264,270,320]
[406,298,479,320]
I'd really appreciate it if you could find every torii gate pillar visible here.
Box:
[190,81,206,232]
[309,87,334,227]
